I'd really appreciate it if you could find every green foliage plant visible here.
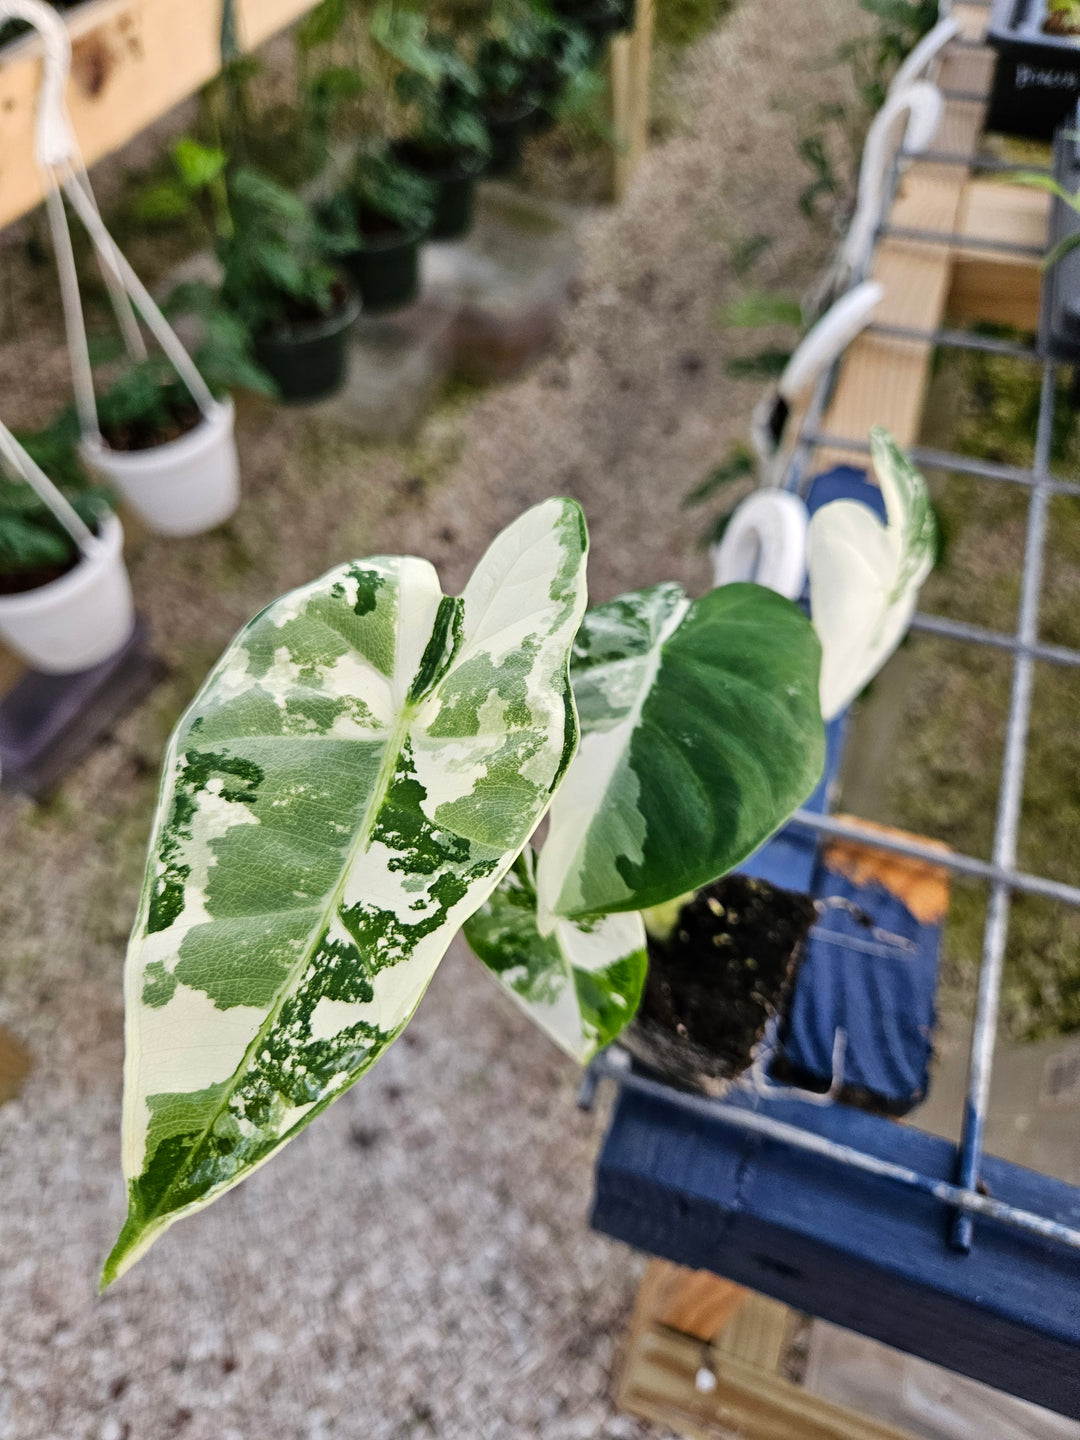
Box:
[0,421,110,583]
[99,435,939,1285]
[370,5,491,159]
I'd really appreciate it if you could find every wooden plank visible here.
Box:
[609,0,655,202]
[619,1323,917,1440]
[0,1025,32,1105]
[632,1259,750,1342]
[714,1289,791,1370]
[812,34,992,469]
[947,179,1048,329]
[0,0,318,232]
[592,1084,1080,1418]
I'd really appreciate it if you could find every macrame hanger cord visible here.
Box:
[0,418,98,556]
[220,0,242,65]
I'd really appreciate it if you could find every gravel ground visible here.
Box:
[0,3,863,1436]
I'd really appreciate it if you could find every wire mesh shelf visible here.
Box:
[586,8,1080,1301]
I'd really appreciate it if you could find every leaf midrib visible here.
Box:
[138,690,419,1235]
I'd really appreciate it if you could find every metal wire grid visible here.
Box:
[586,13,1080,1259]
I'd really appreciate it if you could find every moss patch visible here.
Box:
[842,339,1080,1041]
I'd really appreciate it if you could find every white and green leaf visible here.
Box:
[104,499,588,1286]
[809,426,937,720]
[535,581,825,926]
[463,849,647,1064]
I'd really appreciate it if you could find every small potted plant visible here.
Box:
[0,421,134,674]
[136,139,359,405]
[988,0,1080,138]
[371,6,491,241]
[477,24,546,177]
[1045,0,1080,35]
[220,167,359,402]
[324,150,435,314]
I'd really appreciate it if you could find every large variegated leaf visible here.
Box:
[463,849,647,1063]
[809,427,936,720]
[103,499,588,1286]
[535,581,825,926]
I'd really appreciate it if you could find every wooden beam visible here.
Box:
[0,0,318,232]
[593,1083,1080,1418]
[609,0,654,202]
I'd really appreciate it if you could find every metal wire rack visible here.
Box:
[585,9,1080,1268]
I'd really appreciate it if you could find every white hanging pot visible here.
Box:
[80,398,240,538]
[0,513,135,674]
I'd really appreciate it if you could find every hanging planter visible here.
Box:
[988,0,1080,138]
[0,512,133,675]
[0,421,133,675]
[253,285,360,403]
[391,139,486,242]
[81,397,239,538]
[6,1,244,539]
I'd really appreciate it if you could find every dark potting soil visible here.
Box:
[624,874,818,1091]
[101,401,200,454]
[394,141,476,181]
[0,552,79,597]
[273,278,353,333]
[357,210,413,243]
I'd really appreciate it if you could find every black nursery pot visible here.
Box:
[988,0,1080,139]
[254,289,360,404]
[621,874,818,1093]
[391,141,485,241]
[345,220,426,315]
[483,96,541,178]
[552,0,635,43]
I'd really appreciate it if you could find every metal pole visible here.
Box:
[951,364,1058,1252]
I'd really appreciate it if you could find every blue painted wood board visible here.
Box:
[592,1085,1080,1417]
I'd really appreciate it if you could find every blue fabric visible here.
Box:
[778,866,941,1113]
[804,464,885,522]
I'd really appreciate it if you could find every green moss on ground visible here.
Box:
[845,341,1080,1042]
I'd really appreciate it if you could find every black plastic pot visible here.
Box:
[344,223,425,315]
[254,290,360,404]
[1039,113,1080,360]
[988,0,1080,139]
[483,96,541,178]
[391,140,485,241]
[552,0,635,43]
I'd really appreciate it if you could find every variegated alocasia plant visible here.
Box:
[808,426,937,721]
[104,499,589,1285]
[105,497,828,1285]
[464,579,826,1062]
